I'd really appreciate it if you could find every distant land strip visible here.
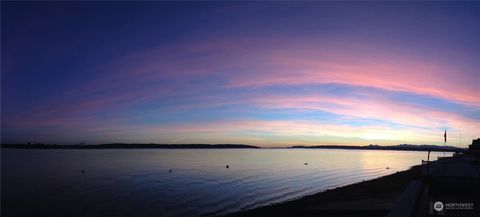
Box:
[0,143,260,149]
[290,144,465,152]
[0,143,466,151]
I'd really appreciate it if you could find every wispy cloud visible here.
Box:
[3,36,479,146]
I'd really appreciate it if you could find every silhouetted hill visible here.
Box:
[2,143,466,151]
[1,143,260,149]
[290,144,465,152]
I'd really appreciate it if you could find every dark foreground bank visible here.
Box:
[223,165,422,217]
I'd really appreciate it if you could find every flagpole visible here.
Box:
[444,129,446,157]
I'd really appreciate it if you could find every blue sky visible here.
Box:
[2,2,479,146]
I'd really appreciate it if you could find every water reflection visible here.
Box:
[2,149,450,217]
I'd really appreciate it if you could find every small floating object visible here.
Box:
[386,167,390,169]
[81,170,85,174]
[304,162,308,165]
[226,165,230,169]
[169,169,172,173]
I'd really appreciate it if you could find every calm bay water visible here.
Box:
[2,149,450,217]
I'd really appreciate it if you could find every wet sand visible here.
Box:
[224,165,422,217]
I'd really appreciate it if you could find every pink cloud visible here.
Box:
[223,46,479,106]
[244,92,479,143]
[4,36,478,146]
[52,36,479,109]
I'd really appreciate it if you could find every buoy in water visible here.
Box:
[226,165,230,169]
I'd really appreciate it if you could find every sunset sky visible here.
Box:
[2,2,479,147]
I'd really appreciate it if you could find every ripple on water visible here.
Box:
[3,149,449,217]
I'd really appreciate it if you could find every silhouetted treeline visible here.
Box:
[290,144,465,152]
[1,143,466,152]
[1,143,260,149]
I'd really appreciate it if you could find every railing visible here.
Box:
[387,180,423,217]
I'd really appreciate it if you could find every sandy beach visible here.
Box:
[225,165,422,217]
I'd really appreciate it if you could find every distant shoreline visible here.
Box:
[1,143,464,152]
[290,144,464,152]
[0,143,261,149]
